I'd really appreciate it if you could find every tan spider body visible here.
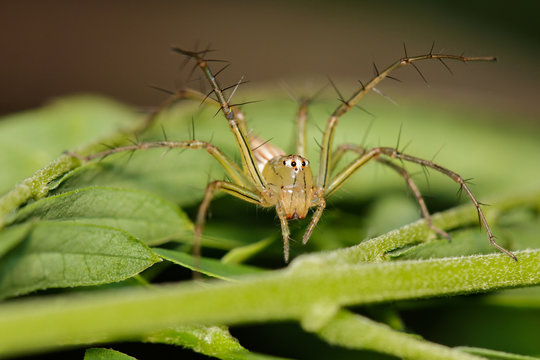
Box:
[261,154,315,221]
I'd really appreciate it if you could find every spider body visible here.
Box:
[75,46,516,264]
[262,154,314,221]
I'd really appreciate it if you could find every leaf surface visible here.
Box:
[10,186,192,246]
[84,348,138,360]
[153,247,265,281]
[0,221,160,299]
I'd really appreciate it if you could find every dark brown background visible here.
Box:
[1,1,538,118]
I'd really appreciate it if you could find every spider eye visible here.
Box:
[282,160,286,165]
[291,161,296,167]
[302,161,306,167]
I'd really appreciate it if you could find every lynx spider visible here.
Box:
[74,45,516,263]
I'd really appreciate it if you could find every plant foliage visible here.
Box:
[0,94,539,359]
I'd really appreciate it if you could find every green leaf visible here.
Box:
[457,346,540,360]
[144,325,292,360]
[153,247,265,281]
[0,95,139,195]
[221,236,276,264]
[53,151,216,207]
[0,221,160,299]
[481,287,540,308]
[9,186,192,246]
[0,222,33,258]
[84,348,138,360]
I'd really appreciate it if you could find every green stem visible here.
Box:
[0,250,538,357]
[311,309,483,360]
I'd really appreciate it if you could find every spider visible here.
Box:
[74,46,516,263]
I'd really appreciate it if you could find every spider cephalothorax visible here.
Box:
[74,46,516,264]
[262,154,314,221]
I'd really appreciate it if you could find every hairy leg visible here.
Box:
[68,140,249,188]
[331,143,450,239]
[172,47,267,192]
[326,146,515,260]
[317,50,496,190]
[194,180,262,262]
[302,197,326,245]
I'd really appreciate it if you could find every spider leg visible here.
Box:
[158,86,252,145]
[293,82,328,158]
[330,144,450,239]
[275,197,326,262]
[275,203,292,263]
[150,87,223,110]
[296,98,309,158]
[302,197,326,245]
[141,87,225,132]
[71,140,250,188]
[194,180,262,261]
[325,147,515,260]
[172,47,267,192]
[377,158,450,240]
[317,51,496,190]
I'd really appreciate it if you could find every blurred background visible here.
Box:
[0,0,539,119]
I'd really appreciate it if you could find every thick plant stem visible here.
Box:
[309,309,483,360]
[0,250,538,357]
[0,155,81,227]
